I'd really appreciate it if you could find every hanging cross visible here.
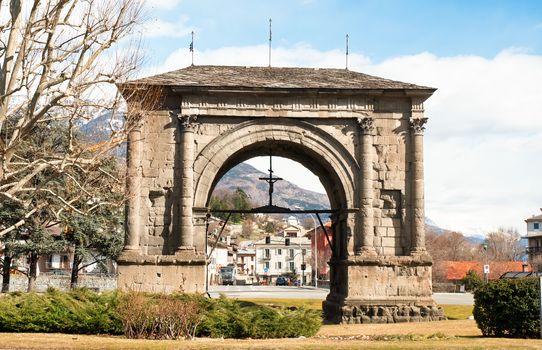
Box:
[259,155,282,206]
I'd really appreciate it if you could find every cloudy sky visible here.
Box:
[137,0,542,236]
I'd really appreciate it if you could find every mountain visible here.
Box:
[214,163,330,210]
[78,112,126,157]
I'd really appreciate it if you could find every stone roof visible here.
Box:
[526,212,542,222]
[125,65,434,91]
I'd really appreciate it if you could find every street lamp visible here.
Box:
[482,243,488,284]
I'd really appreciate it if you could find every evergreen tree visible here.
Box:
[0,201,27,292]
[7,220,66,292]
[62,207,123,289]
[209,188,253,223]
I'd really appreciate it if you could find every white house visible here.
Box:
[254,235,312,286]
[207,239,229,286]
[525,208,542,262]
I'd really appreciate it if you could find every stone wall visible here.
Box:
[7,274,117,292]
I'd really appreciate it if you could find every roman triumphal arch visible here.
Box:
[117,65,445,323]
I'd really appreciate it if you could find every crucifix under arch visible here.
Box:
[258,154,282,207]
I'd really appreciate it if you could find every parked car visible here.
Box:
[275,276,288,286]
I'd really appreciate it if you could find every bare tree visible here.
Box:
[426,228,473,262]
[485,227,524,262]
[530,255,542,273]
[0,0,147,236]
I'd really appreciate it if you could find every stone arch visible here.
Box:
[193,118,359,211]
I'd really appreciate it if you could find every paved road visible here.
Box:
[208,285,474,305]
[432,292,474,305]
[209,285,328,299]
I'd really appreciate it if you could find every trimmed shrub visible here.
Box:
[473,278,540,338]
[197,296,321,339]
[0,290,322,339]
[0,288,122,334]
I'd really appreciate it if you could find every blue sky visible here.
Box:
[138,0,542,236]
[144,0,542,63]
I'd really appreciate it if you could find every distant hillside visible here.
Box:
[214,163,330,210]
[79,112,126,157]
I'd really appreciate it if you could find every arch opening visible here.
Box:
[205,149,339,289]
[206,141,344,211]
[193,118,358,212]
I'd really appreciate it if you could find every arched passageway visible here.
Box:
[117,65,444,323]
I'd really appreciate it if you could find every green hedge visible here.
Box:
[0,288,122,334]
[198,296,321,339]
[473,278,540,338]
[0,289,322,339]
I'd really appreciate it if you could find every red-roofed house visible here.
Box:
[436,261,531,282]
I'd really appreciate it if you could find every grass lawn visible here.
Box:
[239,298,474,321]
[2,298,537,349]
[1,324,541,350]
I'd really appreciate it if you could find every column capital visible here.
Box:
[125,112,144,131]
[409,117,428,135]
[356,116,375,135]
[177,114,198,130]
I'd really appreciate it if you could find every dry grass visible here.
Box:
[238,298,322,310]
[319,320,480,337]
[1,330,541,350]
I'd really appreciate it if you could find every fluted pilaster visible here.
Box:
[356,116,376,255]
[409,117,428,253]
[177,114,197,250]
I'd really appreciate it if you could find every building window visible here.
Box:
[264,262,270,269]
[289,261,295,271]
[535,222,540,230]
[277,248,282,255]
[289,249,295,259]
[264,249,270,258]
[276,262,282,269]
[302,249,307,256]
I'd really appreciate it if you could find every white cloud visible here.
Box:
[140,15,193,38]
[147,45,542,236]
[144,0,182,11]
[152,43,370,73]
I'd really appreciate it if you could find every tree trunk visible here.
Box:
[27,252,38,292]
[2,254,12,293]
[70,248,82,289]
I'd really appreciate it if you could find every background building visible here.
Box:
[306,222,333,282]
[207,239,229,286]
[254,236,311,285]
[525,209,542,263]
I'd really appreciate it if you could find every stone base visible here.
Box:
[323,254,445,324]
[117,250,206,293]
[323,299,446,324]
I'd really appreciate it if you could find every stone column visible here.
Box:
[124,120,143,252]
[177,114,197,251]
[409,117,428,253]
[356,117,376,255]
